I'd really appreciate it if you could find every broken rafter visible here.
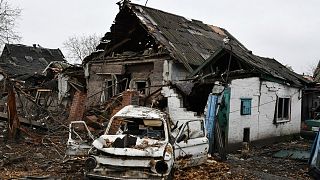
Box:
[188,48,226,78]
[94,38,131,61]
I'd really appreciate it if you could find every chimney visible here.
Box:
[33,44,37,48]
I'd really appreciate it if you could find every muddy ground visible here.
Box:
[0,121,314,180]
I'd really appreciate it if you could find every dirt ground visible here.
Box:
[0,121,314,180]
[174,138,312,180]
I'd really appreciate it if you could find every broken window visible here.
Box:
[101,80,113,103]
[101,75,118,102]
[136,81,146,94]
[276,97,291,122]
[108,117,165,140]
[106,80,113,99]
[178,120,205,142]
[240,98,251,115]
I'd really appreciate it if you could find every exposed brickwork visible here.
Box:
[121,90,139,107]
[109,90,140,134]
[68,91,87,122]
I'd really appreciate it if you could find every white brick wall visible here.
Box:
[162,61,202,125]
[228,77,301,144]
[161,87,202,125]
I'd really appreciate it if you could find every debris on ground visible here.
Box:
[0,119,313,180]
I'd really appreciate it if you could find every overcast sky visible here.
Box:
[9,0,320,74]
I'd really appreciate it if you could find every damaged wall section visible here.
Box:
[86,57,166,107]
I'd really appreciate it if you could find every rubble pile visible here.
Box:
[0,123,83,179]
[0,122,314,180]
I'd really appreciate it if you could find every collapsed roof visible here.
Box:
[86,1,309,87]
[313,60,320,82]
[0,44,66,80]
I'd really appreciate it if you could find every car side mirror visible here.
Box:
[176,134,187,143]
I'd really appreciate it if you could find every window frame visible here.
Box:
[275,97,291,123]
[240,98,252,116]
[178,119,205,141]
[135,81,147,94]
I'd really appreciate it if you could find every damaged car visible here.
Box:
[82,105,209,179]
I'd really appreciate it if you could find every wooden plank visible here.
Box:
[0,112,43,127]
[188,48,226,78]
[96,64,124,75]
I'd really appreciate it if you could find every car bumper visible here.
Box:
[86,170,166,180]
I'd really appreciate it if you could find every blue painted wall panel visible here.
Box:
[205,94,218,153]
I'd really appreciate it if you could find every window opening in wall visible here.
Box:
[136,81,146,94]
[243,128,250,142]
[276,97,290,122]
[106,80,113,98]
[240,98,252,115]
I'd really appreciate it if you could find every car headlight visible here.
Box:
[85,156,97,171]
[155,160,169,174]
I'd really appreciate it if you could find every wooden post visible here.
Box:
[7,83,20,140]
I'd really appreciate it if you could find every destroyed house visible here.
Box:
[0,44,68,128]
[0,44,65,84]
[84,2,309,149]
[84,2,243,106]
[301,60,320,124]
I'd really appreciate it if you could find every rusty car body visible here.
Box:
[72,105,209,179]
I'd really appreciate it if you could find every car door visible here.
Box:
[174,119,209,168]
[66,121,95,156]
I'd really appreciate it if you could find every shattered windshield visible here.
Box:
[107,117,165,140]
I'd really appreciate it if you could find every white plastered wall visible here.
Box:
[162,60,201,125]
[228,77,301,144]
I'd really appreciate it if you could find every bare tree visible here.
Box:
[0,0,21,47]
[63,34,101,64]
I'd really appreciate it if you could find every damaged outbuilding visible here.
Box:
[0,44,78,132]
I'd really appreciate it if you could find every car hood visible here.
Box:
[92,135,168,157]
